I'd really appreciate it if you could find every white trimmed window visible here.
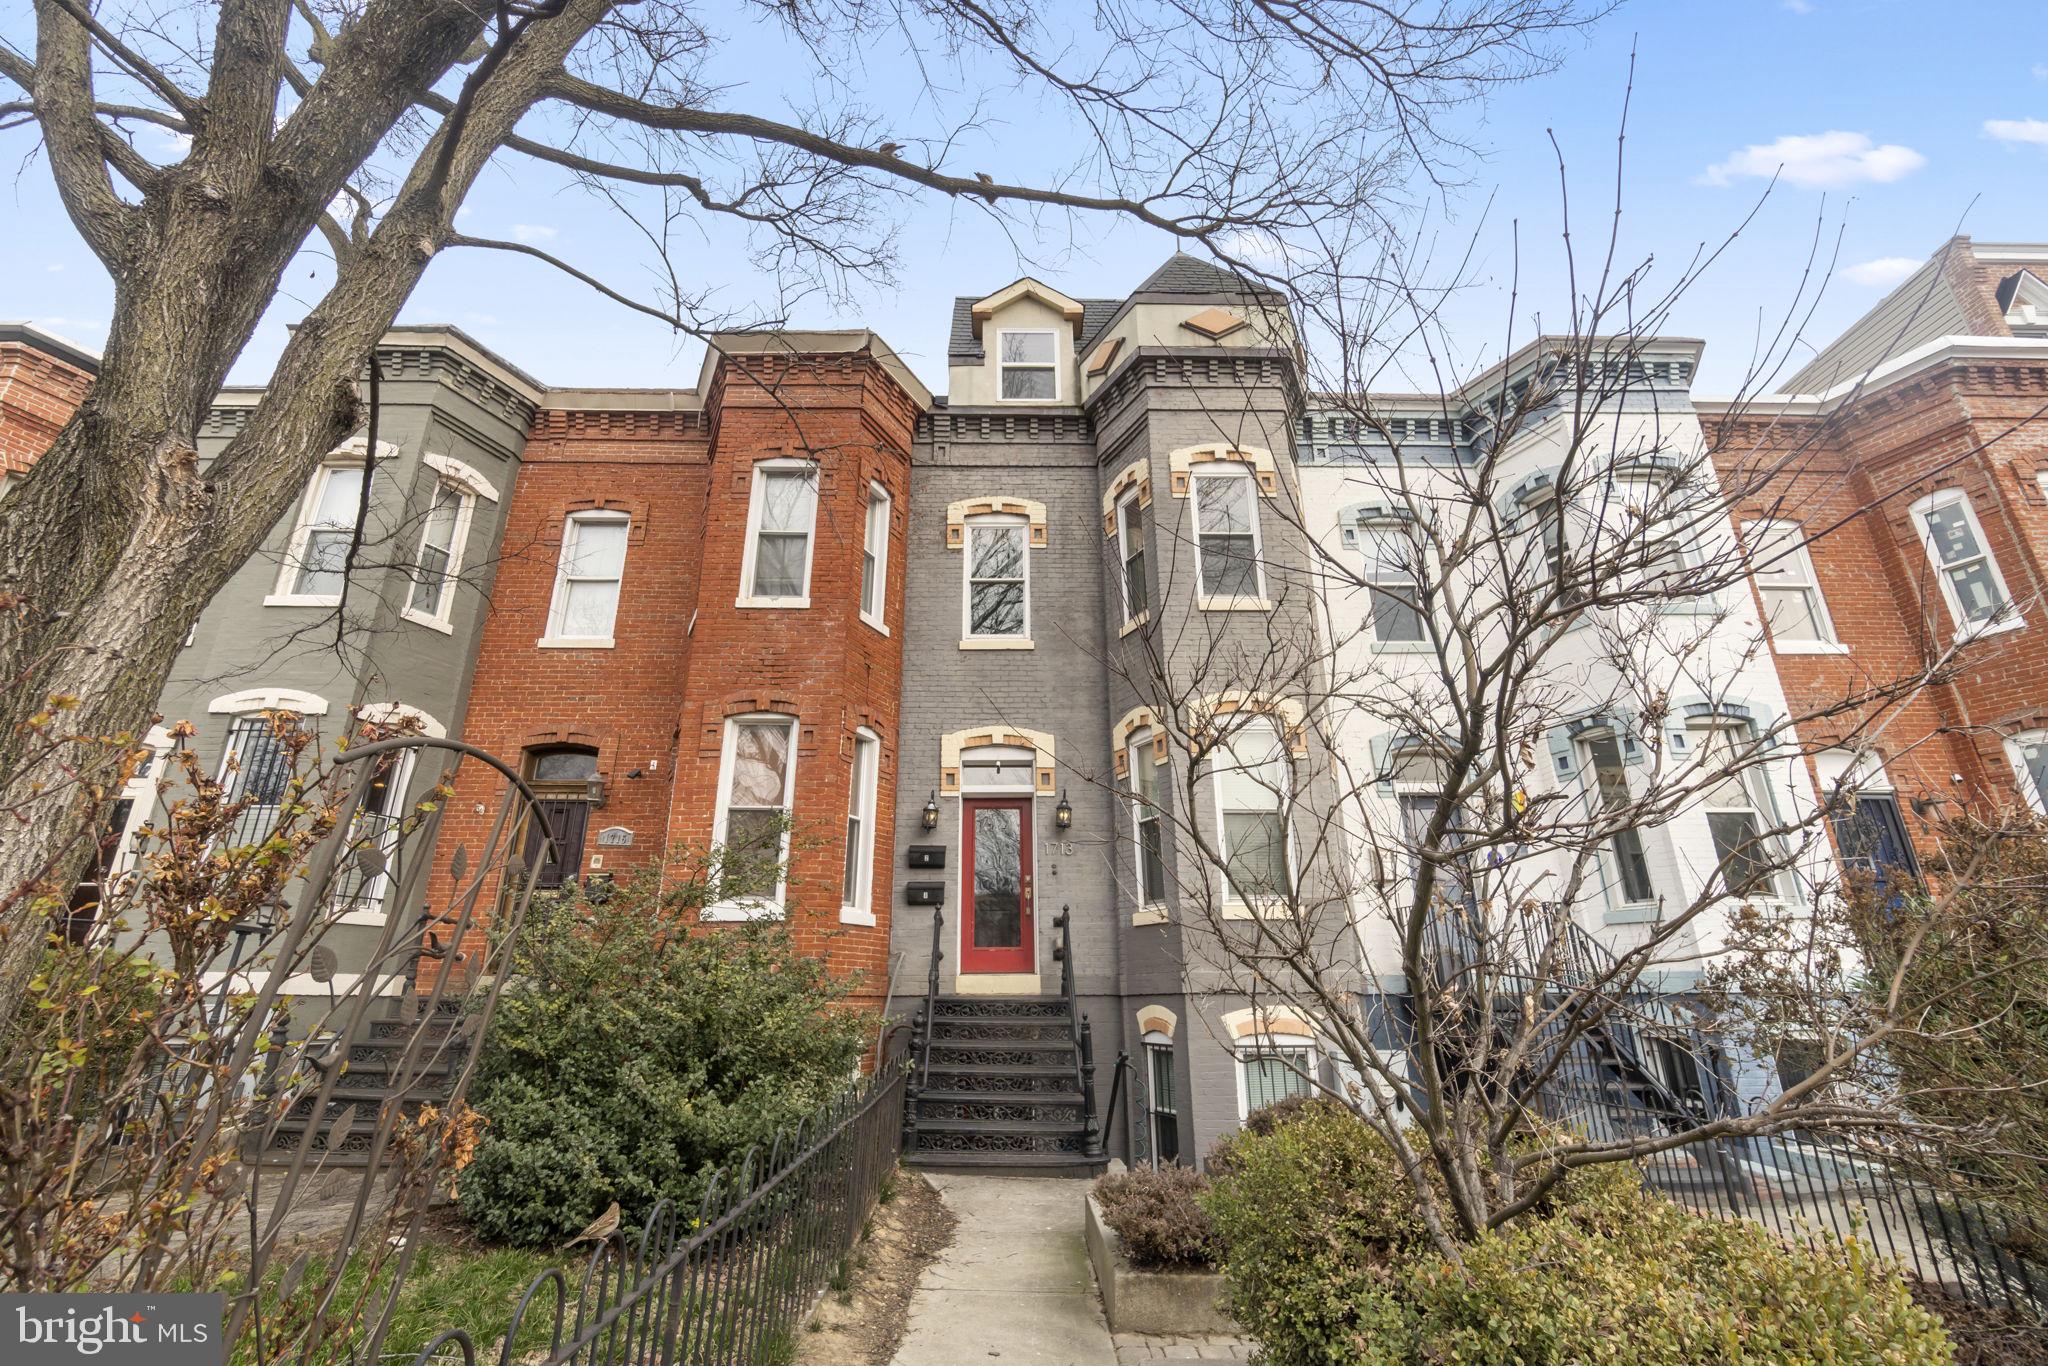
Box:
[1192,468,1264,602]
[1742,519,1838,648]
[1360,522,1424,644]
[218,714,299,845]
[842,728,881,923]
[1237,1036,1315,1118]
[406,480,474,625]
[277,463,367,601]
[1118,490,1149,622]
[997,329,1058,401]
[542,512,628,645]
[741,462,819,606]
[711,714,799,917]
[1214,719,1291,904]
[1696,725,1784,901]
[2008,731,2048,815]
[1127,729,1166,905]
[861,482,891,628]
[1580,731,1655,906]
[964,515,1030,641]
[1910,490,2017,634]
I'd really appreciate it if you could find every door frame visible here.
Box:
[958,795,1035,975]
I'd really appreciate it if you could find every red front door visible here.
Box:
[961,797,1034,974]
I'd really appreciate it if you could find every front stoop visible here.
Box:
[903,996,1107,1176]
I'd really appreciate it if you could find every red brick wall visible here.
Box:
[1712,356,2048,857]
[432,351,918,1014]
[0,337,94,476]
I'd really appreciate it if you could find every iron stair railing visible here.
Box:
[1053,905,1102,1156]
[902,907,944,1152]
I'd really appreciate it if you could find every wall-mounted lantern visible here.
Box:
[921,790,941,830]
[1054,789,1073,831]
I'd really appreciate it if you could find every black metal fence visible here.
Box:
[414,1053,908,1366]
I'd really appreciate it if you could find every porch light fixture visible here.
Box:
[1055,790,1073,830]
[921,791,940,830]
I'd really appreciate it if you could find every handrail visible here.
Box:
[1054,906,1100,1155]
[919,908,943,1090]
[1103,1052,1131,1160]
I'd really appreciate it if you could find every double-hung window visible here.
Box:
[1361,522,1424,644]
[2008,731,2048,815]
[1118,491,1149,622]
[997,330,1058,400]
[1214,720,1290,905]
[1238,1039,1314,1117]
[714,715,798,915]
[1193,469,1263,602]
[744,463,819,605]
[407,480,471,624]
[1742,519,1838,648]
[964,517,1029,641]
[1146,1042,1180,1166]
[1910,490,2016,634]
[544,512,628,644]
[1128,730,1166,905]
[1582,732,1655,905]
[842,728,881,923]
[1697,726,1782,900]
[281,464,366,599]
[861,483,891,627]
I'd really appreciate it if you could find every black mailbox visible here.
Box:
[907,845,946,870]
[904,882,946,907]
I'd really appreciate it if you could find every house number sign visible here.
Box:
[596,826,635,847]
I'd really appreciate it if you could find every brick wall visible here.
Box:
[1711,356,2048,858]
[431,351,919,1014]
[0,333,95,477]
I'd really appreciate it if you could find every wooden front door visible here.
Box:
[961,797,1034,973]
[525,799,590,888]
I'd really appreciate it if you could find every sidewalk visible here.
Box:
[888,1173,1252,1366]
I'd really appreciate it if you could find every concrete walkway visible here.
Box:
[889,1173,1116,1365]
[889,1173,1253,1366]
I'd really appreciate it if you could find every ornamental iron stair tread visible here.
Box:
[913,1088,1085,1106]
[913,1117,1089,1135]
[901,1150,1109,1174]
[921,1060,1079,1077]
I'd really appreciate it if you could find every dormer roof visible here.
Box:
[1996,268,2048,333]
[967,277,1086,338]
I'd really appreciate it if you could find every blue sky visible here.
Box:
[3,1,2044,396]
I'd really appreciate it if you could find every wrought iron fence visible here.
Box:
[414,1050,908,1366]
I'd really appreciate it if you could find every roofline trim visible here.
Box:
[1694,334,2048,416]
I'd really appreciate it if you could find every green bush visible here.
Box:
[1202,1103,1952,1365]
[457,871,873,1246]
[1094,1165,1218,1269]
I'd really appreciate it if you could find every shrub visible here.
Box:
[1094,1166,1218,1270]
[1202,1104,1950,1365]
[458,868,874,1246]
[1404,1181,1953,1365]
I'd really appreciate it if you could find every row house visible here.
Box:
[3,234,2044,1172]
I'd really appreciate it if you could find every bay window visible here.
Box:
[1910,490,2016,633]
[279,463,366,600]
[406,480,471,624]
[1214,719,1291,904]
[743,463,819,604]
[1192,469,1263,602]
[713,715,798,915]
[861,483,890,627]
[1118,490,1149,622]
[1128,729,1166,905]
[842,728,881,923]
[1742,518,1838,647]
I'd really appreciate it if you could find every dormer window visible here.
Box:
[998,330,1059,401]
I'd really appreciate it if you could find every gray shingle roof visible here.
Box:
[945,253,1279,365]
[1131,251,1273,297]
[947,296,1122,364]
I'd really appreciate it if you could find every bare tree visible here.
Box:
[1076,177,2048,1262]
[0,0,1601,1027]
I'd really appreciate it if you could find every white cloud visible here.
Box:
[1840,256,1921,287]
[1699,131,1926,189]
[45,264,64,273]
[2033,63,2048,81]
[455,204,475,221]
[1782,0,1814,13]
[511,223,558,243]
[1984,118,2048,147]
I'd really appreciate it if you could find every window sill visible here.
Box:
[736,595,811,610]
[701,900,786,923]
[1956,612,2025,642]
[400,607,455,636]
[263,592,342,609]
[1118,610,1151,638]
[1132,903,1169,926]
[1774,639,1849,655]
[1602,903,1661,926]
[860,611,890,635]
[1221,900,1289,921]
[536,636,616,650]
[839,906,877,927]
[1370,639,1433,654]
[334,906,392,926]
[959,637,1034,650]
[1198,595,1273,613]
